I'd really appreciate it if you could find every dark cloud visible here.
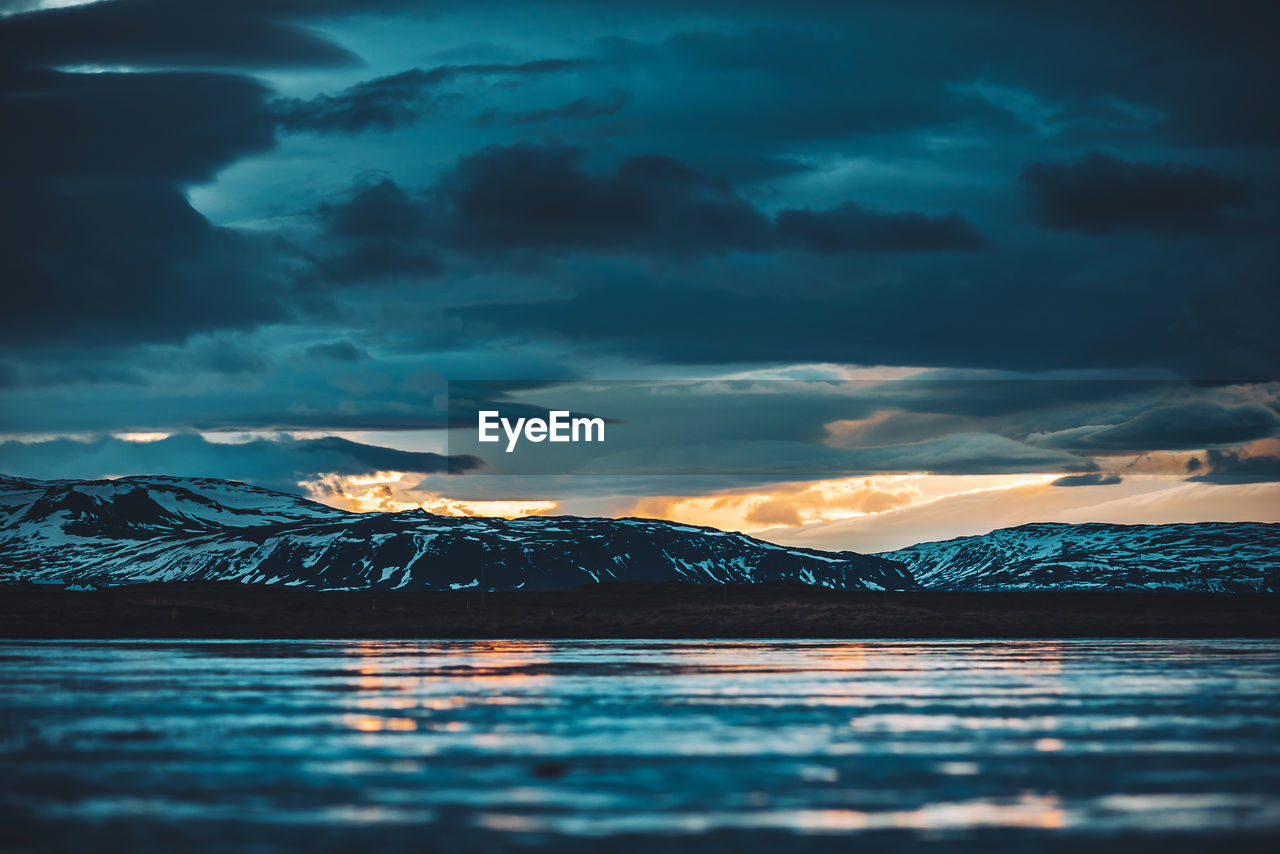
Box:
[776,202,983,252]
[277,69,447,133]
[1187,448,1280,484]
[0,67,276,183]
[1033,1,1280,147]
[0,433,482,496]
[454,277,1189,376]
[457,214,1279,378]
[499,88,630,125]
[0,351,552,434]
[325,179,431,240]
[1021,153,1248,234]
[0,21,290,352]
[304,435,479,474]
[180,333,274,376]
[317,144,983,264]
[276,59,596,133]
[712,156,816,183]
[595,26,985,143]
[0,0,362,70]
[0,357,146,391]
[442,145,773,254]
[316,179,441,281]
[2,0,1278,496]
[1076,402,1280,451]
[1052,473,1122,487]
[304,340,368,363]
[0,179,287,348]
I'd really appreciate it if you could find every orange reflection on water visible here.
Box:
[343,714,418,732]
[355,696,416,711]
[716,793,1068,833]
[815,643,868,672]
[890,793,1066,830]
[454,640,554,693]
[339,641,555,732]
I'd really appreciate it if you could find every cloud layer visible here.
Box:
[1,0,1277,536]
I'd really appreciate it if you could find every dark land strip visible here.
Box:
[1,582,1276,639]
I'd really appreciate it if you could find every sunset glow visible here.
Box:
[628,473,1064,534]
[300,471,559,518]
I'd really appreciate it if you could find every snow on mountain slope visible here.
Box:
[0,474,344,531]
[0,475,913,592]
[876,522,1280,592]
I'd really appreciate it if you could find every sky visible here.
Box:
[1,0,1277,551]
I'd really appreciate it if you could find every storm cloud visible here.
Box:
[277,59,596,133]
[0,179,287,347]
[1068,402,1280,451]
[1187,447,1280,484]
[0,0,361,69]
[1022,153,1249,234]
[776,203,983,252]
[315,143,985,264]
[0,0,1277,512]
[0,9,301,351]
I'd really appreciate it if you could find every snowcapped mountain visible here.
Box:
[0,475,912,591]
[877,522,1280,592]
[4,475,1275,593]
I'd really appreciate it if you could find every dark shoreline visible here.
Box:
[1,581,1276,639]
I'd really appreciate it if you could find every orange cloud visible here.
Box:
[771,475,1280,553]
[627,473,1061,534]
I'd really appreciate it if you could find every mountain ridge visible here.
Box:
[2,474,1276,592]
[876,521,1280,592]
[0,474,911,592]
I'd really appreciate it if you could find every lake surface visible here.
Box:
[1,639,1278,852]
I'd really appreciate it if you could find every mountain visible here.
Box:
[4,475,1275,593]
[877,522,1280,592]
[0,475,913,591]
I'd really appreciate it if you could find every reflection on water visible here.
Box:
[1,639,1278,852]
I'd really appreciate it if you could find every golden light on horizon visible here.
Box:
[300,471,558,518]
[291,452,1280,551]
[298,468,1090,536]
[627,473,1065,534]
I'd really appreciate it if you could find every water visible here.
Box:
[1,639,1278,852]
